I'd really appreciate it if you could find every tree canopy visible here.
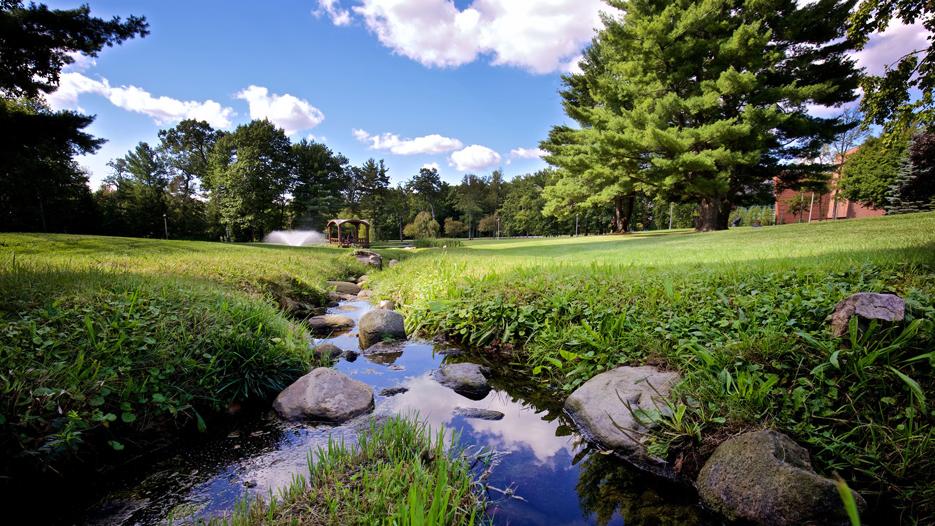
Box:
[543,0,860,231]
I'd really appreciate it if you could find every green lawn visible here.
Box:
[0,234,365,490]
[372,212,935,522]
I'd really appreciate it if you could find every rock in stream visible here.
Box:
[434,363,491,400]
[563,365,680,479]
[273,367,374,423]
[358,308,407,349]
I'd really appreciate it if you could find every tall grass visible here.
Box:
[203,416,485,526]
[369,213,935,521]
[0,234,364,488]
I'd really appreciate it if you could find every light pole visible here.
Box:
[496,216,500,239]
[163,213,168,240]
[575,213,579,237]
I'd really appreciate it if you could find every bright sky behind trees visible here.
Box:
[44,0,928,187]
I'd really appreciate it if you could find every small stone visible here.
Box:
[453,407,504,420]
[378,299,396,310]
[343,350,359,362]
[243,480,257,488]
[357,289,373,299]
[388,259,399,267]
[435,363,490,400]
[327,281,361,295]
[357,275,369,284]
[828,292,905,337]
[379,386,409,396]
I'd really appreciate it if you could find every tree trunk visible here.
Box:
[697,197,730,231]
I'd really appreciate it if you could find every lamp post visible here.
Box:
[163,213,168,240]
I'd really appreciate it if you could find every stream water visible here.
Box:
[84,300,713,525]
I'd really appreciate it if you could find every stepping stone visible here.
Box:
[327,281,361,295]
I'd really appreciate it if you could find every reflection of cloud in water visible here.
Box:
[381,375,577,465]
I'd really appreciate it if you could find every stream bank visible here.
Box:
[83,298,713,525]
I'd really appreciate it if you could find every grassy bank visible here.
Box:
[0,235,364,490]
[370,213,935,522]
[203,416,486,526]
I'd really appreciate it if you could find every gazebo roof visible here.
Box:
[326,218,370,227]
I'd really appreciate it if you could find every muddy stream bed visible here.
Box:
[84,299,713,525]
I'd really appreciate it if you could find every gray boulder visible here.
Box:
[435,363,490,400]
[273,368,374,423]
[307,314,354,334]
[829,292,905,337]
[313,343,344,360]
[564,366,680,478]
[354,250,382,269]
[453,407,504,420]
[357,274,369,284]
[697,430,865,526]
[327,281,361,295]
[358,309,406,349]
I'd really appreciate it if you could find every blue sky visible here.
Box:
[45,0,928,188]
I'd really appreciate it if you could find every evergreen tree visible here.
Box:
[546,0,860,231]
[290,139,350,229]
[886,131,935,213]
[103,142,170,237]
[0,1,146,232]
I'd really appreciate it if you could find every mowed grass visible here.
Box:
[371,213,935,522]
[0,234,365,493]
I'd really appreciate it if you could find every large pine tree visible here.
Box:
[545,0,860,231]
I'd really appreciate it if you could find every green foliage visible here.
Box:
[209,416,486,525]
[371,214,935,520]
[0,266,320,470]
[404,211,440,239]
[543,0,860,231]
[840,133,910,209]
[848,0,934,132]
[443,218,467,237]
[886,131,935,214]
[728,205,776,227]
[413,238,462,249]
[289,139,351,230]
[0,233,362,475]
[206,120,294,241]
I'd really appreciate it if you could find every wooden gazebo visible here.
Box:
[326,219,370,248]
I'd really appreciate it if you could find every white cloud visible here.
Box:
[236,85,325,135]
[449,144,501,171]
[63,51,97,72]
[314,0,352,26]
[421,162,440,171]
[853,22,930,76]
[510,147,547,159]
[320,0,606,74]
[353,128,463,154]
[46,72,235,128]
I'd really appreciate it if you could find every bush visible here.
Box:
[413,238,463,248]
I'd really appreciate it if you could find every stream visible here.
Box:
[84,299,713,525]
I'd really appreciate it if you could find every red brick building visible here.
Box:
[774,149,885,224]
